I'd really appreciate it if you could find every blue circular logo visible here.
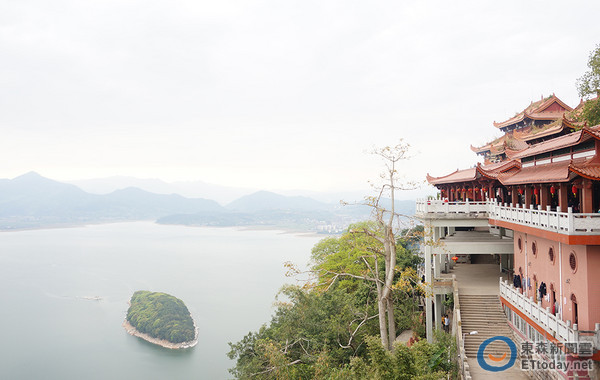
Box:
[477,336,517,372]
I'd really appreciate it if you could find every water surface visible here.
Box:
[0,222,322,379]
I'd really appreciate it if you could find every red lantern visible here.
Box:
[550,186,556,195]
[462,188,466,193]
[475,187,479,192]
[451,256,458,262]
[534,188,539,196]
[518,188,523,195]
[572,185,577,195]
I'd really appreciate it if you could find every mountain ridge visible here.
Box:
[0,172,416,232]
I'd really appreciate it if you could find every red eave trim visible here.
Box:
[488,218,600,245]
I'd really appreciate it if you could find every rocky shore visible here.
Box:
[122,319,198,349]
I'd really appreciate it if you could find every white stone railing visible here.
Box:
[453,275,473,380]
[416,199,600,236]
[499,278,600,349]
[488,203,600,235]
[415,199,491,215]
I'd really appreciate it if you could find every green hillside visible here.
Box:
[126,291,195,344]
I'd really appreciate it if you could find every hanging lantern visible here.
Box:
[475,187,479,192]
[572,185,578,195]
[518,188,523,195]
[462,188,466,193]
[550,185,556,195]
[534,187,539,196]
[451,256,458,262]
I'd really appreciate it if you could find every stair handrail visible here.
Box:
[453,274,472,380]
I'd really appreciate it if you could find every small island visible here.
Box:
[123,290,198,349]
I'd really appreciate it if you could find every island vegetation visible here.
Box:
[125,291,196,346]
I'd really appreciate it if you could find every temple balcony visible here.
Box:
[415,199,490,218]
[489,203,600,236]
[499,278,600,351]
[416,199,600,238]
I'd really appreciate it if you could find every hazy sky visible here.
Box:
[2,1,599,196]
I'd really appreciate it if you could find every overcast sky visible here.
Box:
[1,0,599,198]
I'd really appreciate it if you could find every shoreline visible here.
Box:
[122,319,199,349]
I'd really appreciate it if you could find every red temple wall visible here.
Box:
[513,231,599,331]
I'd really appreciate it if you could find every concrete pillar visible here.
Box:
[435,294,443,331]
[425,224,434,343]
[425,225,442,342]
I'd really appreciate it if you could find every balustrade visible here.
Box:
[416,199,600,236]
[499,278,599,349]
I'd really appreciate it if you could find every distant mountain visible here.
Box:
[0,172,97,217]
[0,172,223,229]
[100,187,224,217]
[0,172,416,233]
[67,176,257,205]
[225,191,332,212]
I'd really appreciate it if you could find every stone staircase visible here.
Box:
[459,294,516,357]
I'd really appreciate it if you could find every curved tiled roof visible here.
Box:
[493,95,573,129]
[497,159,579,185]
[512,120,566,142]
[476,160,521,179]
[428,160,522,185]
[510,128,600,160]
[569,158,600,180]
[426,168,476,185]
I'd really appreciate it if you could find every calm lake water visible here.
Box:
[0,222,323,379]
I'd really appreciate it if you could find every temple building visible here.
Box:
[470,94,583,163]
[417,95,600,379]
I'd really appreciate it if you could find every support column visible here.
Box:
[511,186,518,205]
[581,180,593,213]
[425,224,434,343]
[435,294,443,332]
[559,183,569,211]
[525,186,532,209]
[434,227,442,278]
[540,184,549,209]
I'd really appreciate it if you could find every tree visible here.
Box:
[310,223,424,350]
[314,141,417,351]
[576,44,600,127]
[359,141,417,350]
